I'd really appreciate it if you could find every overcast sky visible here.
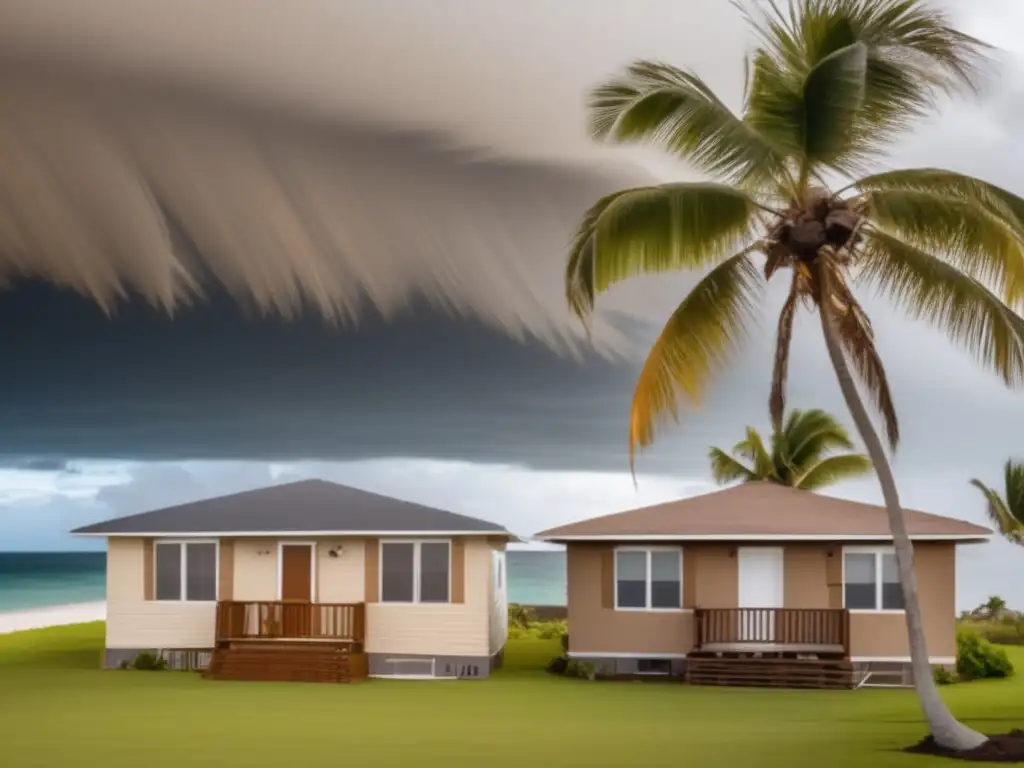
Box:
[0,0,1021,612]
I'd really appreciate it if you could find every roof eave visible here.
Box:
[533,532,992,544]
[71,529,519,540]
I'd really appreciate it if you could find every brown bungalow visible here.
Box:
[534,482,991,689]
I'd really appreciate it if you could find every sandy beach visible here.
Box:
[0,601,106,635]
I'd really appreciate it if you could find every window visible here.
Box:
[843,549,904,611]
[614,548,682,610]
[154,541,217,602]
[637,658,672,676]
[380,541,450,603]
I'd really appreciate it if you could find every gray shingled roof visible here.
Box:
[71,479,512,536]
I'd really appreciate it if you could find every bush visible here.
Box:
[564,659,597,681]
[508,604,536,629]
[956,630,1014,681]
[933,665,956,686]
[546,655,569,676]
[131,651,169,671]
[536,619,567,640]
[506,617,567,643]
[560,634,569,653]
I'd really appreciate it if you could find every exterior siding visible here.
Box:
[565,541,959,662]
[231,538,280,601]
[691,545,737,608]
[566,544,694,656]
[317,538,366,604]
[848,542,956,659]
[365,537,492,657]
[783,544,832,608]
[106,535,494,663]
[488,542,509,656]
[105,537,216,650]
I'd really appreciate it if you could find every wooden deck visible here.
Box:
[205,601,368,683]
[688,608,852,689]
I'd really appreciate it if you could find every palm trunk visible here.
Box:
[818,306,986,752]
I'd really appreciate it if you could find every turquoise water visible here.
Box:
[0,549,566,613]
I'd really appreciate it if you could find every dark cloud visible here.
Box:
[0,0,1018,487]
[0,275,1021,484]
[0,458,76,473]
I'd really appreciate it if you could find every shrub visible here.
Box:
[933,665,956,686]
[508,603,536,629]
[560,633,569,653]
[131,651,169,671]
[564,659,597,681]
[536,619,567,640]
[956,630,1014,681]
[546,655,569,676]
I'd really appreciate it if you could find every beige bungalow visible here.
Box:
[71,479,514,682]
[534,482,991,688]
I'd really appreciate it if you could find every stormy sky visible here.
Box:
[0,0,1021,611]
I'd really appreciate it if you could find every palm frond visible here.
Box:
[770,276,800,429]
[1003,458,1024,527]
[858,230,1024,387]
[708,446,760,485]
[793,452,873,490]
[826,268,900,449]
[740,0,991,148]
[588,60,788,187]
[849,168,1024,233]
[862,188,1024,306]
[782,407,859,468]
[629,252,764,473]
[565,183,762,321]
[734,426,777,479]
[969,477,1024,544]
[744,40,869,176]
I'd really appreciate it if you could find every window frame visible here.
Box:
[378,539,452,605]
[613,546,684,613]
[841,546,905,613]
[152,539,220,603]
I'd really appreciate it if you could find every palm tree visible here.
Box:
[709,408,871,489]
[978,596,1009,621]
[563,0,1024,751]
[970,460,1024,545]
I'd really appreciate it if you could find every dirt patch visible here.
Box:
[905,731,1024,762]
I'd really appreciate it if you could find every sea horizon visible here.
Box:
[0,549,568,614]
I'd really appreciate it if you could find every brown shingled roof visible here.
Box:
[534,482,990,542]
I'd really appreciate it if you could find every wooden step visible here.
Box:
[686,657,855,690]
[205,647,366,684]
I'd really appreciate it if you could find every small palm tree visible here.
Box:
[970,460,1024,545]
[980,596,1008,621]
[564,0,1024,751]
[709,408,871,490]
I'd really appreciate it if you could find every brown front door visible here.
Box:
[280,544,313,602]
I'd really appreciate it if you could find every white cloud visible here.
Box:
[0,462,132,504]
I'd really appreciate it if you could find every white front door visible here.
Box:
[737,547,785,642]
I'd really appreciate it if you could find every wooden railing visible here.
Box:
[694,608,849,653]
[215,601,365,643]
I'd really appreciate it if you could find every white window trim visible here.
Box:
[378,539,453,605]
[842,546,906,614]
[275,541,318,601]
[613,546,684,612]
[153,539,219,603]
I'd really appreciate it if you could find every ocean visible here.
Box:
[0,549,567,613]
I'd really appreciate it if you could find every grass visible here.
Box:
[1,623,1022,767]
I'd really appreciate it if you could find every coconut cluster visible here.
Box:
[768,188,862,263]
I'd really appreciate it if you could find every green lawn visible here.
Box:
[1,624,1022,767]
